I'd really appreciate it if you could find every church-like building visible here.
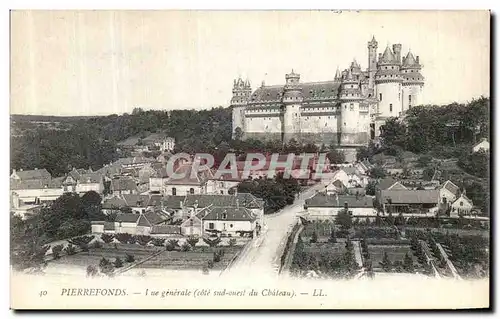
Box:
[231,36,425,146]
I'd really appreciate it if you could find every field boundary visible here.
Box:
[114,249,164,276]
[219,239,254,276]
[279,222,303,276]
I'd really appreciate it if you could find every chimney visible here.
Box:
[392,44,402,63]
[416,56,420,64]
[236,199,240,209]
[34,168,38,170]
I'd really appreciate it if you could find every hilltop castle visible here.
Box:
[231,36,424,146]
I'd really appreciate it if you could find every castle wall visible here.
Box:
[232,106,245,136]
[402,84,422,112]
[376,82,402,118]
[245,114,282,134]
[300,113,339,134]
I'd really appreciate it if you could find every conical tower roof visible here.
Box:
[402,51,418,67]
[351,58,361,69]
[379,45,397,64]
[334,67,341,79]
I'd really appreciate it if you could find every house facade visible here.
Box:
[304,193,376,219]
[450,194,474,217]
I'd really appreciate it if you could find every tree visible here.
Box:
[234,127,244,141]
[67,235,94,252]
[166,239,180,251]
[136,235,152,246]
[228,238,237,247]
[10,215,50,272]
[310,231,318,243]
[115,233,132,244]
[186,236,200,248]
[86,265,98,277]
[380,117,408,149]
[113,257,123,268]
[417,155,432,168]
[181,242,191,252]
[328,229,337,243]
[51,244,63,259]
[63,244,77,255]
[394,213,406,226]
[151,238,166,247]
[365,180,377,196]
[80,191,104,221]
[101,233,114,244]
[125,253,135,263]
[203,237,221,248]
[369,166,386,179]
[379,252,392,271]
[327,149,345,164]
[403,253,414,272]
[335,209,352,231]
[99,257,114,276]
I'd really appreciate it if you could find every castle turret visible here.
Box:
[231,77,252,139]
[282,70,302,143]
[368,36,378,89]
[339,67,364,145]
[401,51,424,112]
[375,45,403,125]
[392,43,402,64]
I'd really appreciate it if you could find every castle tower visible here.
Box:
[367,36,378,90]
[282,70,302,143]
[401,51,424,112]
[339,66,364,145]
[231,77,252,139]
[374,45,403,135]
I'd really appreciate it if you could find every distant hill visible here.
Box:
[10,114,101,122]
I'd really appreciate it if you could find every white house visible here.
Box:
[439,180,461,205]
[163,164,214,196]
[450,194,474,217]
[341,167,368,187]
[91,211,170,235]
[10,178,64,205]
[200,206,257,237]
[206,172,242,195]
[472,138,489,153]
[304,193,376,219]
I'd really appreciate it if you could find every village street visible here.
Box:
[224,181,327,278]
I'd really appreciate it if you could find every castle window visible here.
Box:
[368,94,372,97]
[398,93,400,100]
[344,122,346,126]
[379,93,382,101]
[409,95,412,102]
[390,104,393,112]
[385,67,388,70]
[350,85,353,88]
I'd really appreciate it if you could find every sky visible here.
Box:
[10,10,490,116]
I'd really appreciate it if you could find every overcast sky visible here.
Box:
[11,10,490,116]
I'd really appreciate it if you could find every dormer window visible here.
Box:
[222,213,227,219]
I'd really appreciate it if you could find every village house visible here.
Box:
[10,192,42,220]
[450,193,475,217]
[10,177,64,206]
[304,193,376,219]
[472,138,489,153]
[91,211,171,235]
[156,151,173,164]
[354,159,373,176]
[201,206,257,237]
[380,189,440,215]
[149,166,169,193]
[325,179,347,195]
[110,177,138,196]
[206,172,242,195]
[10,168,52,182]
[341,166,368,187]
[163,164,214,196]
[375,178,408,200]
[62,168,105,195]
[439,180,461,206]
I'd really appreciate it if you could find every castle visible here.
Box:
[231,36,424,146]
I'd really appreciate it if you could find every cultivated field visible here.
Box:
[368,245,416,269]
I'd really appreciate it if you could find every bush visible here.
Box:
[90,241,103,249]
[125,253,135,263]
[101,233,114,244]
[51,244,63,259]
[128,235,137,245]
[136,235,152,246]
[99,257,114,276]
[228,238,237,247]
[64,244,77,255]
[186,236,200,248]
[115,233,132,244]
[207,260,214,269]
[203,237,221,248]
[86,265,98,277]
[67,235,95,252]
[181,242,191,252]
[166,239,180,251]
[113,257,123,268]
[151,238,166,247]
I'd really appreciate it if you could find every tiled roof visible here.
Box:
[381,190,440,204]
[248,81,341,104]
[377,178,398,190]
[115,213,140,223]
[402,51,418,67]
[143,211,167,225]
[104,221,115,231]
[78,173,103,184]
[122,194,150,207]
[164,164,213,185]
[111,177,137,192]
[12,169,51,181]
[305,193,373,208]
[202,206,256,222]
[11,178,61,190]
[117,136,140,146]
[441,180,460,197]
[102,196,127,209]
[151,225,181,235]
[379,45,397,64]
